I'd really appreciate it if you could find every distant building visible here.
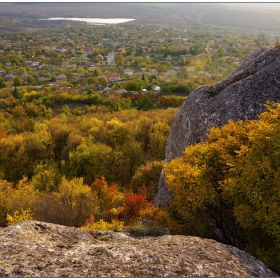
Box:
[102,86,113,94]
[4,74,15,81]
[167,70,178,76]
[166,55,172,61]
[187,67,195,72]
[84,46,94,55]
[106,51,115,63]
[62,62,70,67]
[152,84,161,94]
[157,73,170,83]
[124,68,134,76]
[32,62,40,69]
[56,74,67,82]
[106,74,121,82]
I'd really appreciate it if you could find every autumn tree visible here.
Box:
[0,77,6,88]
[99,76,108,85]
[148,121,171,160]
[122,193,149,224]
[90,176,124,221]
[36,177,98,227]
[164,102,280,273]
[0,178,38,226]
[68,140,113,185]
[32,161,61,193]
[13,76,23,87]
[130,160,164,202]
[115,54,125,65]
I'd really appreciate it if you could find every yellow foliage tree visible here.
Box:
[165,102,280,273]
[0,177,38,226]
[51,176,99,227]
[6,208,34,226]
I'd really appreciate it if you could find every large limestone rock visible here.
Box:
[155,46,280,206]
[0,220,278,277]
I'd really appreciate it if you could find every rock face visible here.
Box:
[155,46,280,206]
[0,220,278,277]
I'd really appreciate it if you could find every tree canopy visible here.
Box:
[165,102,280,273]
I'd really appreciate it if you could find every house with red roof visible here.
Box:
[106,74,121,82]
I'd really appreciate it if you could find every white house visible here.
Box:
[152,85,161,94]
[123,68,134,76]
[106,51,115,63]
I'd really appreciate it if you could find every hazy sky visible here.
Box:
[221,3,280,10]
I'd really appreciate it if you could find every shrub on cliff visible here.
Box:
[164,102,280,273]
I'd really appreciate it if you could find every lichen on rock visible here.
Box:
[0,220,278,277]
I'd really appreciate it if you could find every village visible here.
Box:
[0,23,259,97]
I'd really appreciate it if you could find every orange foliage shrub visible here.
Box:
[0,130,6,139]
[90,176,124,220]
[123,194,149,224]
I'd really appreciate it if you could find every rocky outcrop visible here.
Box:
[155,46,280,206]
[0,220,278,277]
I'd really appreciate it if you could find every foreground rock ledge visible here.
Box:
[0,221,278,277]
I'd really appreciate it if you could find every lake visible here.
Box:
[42,17,135,25]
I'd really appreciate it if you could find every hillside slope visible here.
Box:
[0,3,279,30]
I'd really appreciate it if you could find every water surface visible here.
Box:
[43,17,135,25]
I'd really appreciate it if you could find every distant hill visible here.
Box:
[0,2,279,31]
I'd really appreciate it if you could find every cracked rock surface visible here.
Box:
[0,220,278,277]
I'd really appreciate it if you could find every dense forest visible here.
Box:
[0,89,177,227]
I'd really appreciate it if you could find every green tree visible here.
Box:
[0,77,7,88]
[93,68,102,76]
[13,76,23,87]
[32,161,61,193]
[137,96,156,111]
[68,141,113,185]
[27,74,35,85]
[17,67,27,76]
[123,80,142,91]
